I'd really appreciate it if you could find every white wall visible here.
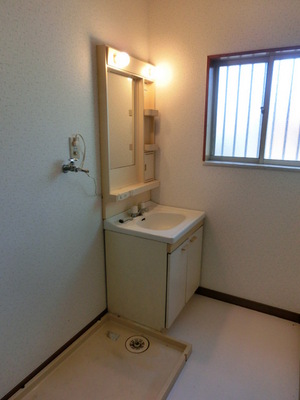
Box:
[0,0,149,397]
[149,0,300,313]
[1,1,299,397]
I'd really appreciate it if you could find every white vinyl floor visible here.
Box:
[167,295,300,400]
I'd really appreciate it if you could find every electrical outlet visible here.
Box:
[69,136,80,160]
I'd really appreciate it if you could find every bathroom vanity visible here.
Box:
[97,46,206,331]
[104,202,205,331]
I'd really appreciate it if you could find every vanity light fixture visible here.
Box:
[112,51,130,68]
[141,65,156,81]
[106,46,156,81]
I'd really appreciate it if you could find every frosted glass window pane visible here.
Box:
[215,67,227,155]
[214,63,266,158]
[234,64,252,157]
[223,65,239,156]
[265,58,300,161]
[246,63,266,158]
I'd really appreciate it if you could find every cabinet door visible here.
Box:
[105,231,167,331]
[166,240,188,328]
[144,152,154,182]
[185,227,203,303]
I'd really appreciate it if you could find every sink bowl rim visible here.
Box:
[104,201,205,244]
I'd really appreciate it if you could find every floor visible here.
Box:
[167,295,300,400]
[11,295,300,400]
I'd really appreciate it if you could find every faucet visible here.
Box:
[62,159,89,174]
[130,203,148,218]
[119,204,148,223]
[139,202,148,215]
[130,205,140,218]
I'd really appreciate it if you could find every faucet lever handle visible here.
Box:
[131,205,139,217]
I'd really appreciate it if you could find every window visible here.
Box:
[203,46,300,169]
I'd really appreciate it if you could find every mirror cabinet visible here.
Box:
[97,45,159,219]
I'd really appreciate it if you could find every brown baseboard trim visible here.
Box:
[196,287,300,324]
[2,309,108,400]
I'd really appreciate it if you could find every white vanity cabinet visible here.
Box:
[166,241,187,329]
[105,224,203,331]
[166,227,203,328]
[185,227,203,302]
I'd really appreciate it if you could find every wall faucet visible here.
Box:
[62,159,89,174]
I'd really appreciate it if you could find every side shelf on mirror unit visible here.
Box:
[143,81,159,184]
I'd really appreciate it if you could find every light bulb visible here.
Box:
[142,66,157,81]
[113,52,130,68]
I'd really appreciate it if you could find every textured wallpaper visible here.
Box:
[0,0,149,397]
[148,0,300,313]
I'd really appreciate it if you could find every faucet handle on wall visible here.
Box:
[62,159,89,174]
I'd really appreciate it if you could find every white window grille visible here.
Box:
[204,46,300,169]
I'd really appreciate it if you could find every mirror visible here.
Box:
[97,44,160,218]
[108,71,135,169]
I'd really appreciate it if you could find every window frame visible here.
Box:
[203,45,300,170]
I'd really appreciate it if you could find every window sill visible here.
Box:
[203,160,300,172]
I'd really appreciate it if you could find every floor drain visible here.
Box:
[125,335,150,354]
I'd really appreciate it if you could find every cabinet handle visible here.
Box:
[190,236,197,243]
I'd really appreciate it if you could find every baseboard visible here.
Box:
[2,309,108,400]
[196,287,300,324]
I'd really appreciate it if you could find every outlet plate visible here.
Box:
[69,136,80,160]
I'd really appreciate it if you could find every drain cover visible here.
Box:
[125,335,150,354]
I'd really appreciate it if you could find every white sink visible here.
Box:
[137,212,185,230]
[104,202,205,244]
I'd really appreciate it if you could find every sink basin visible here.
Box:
[137,213,185,230]
[104,202,205,244]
